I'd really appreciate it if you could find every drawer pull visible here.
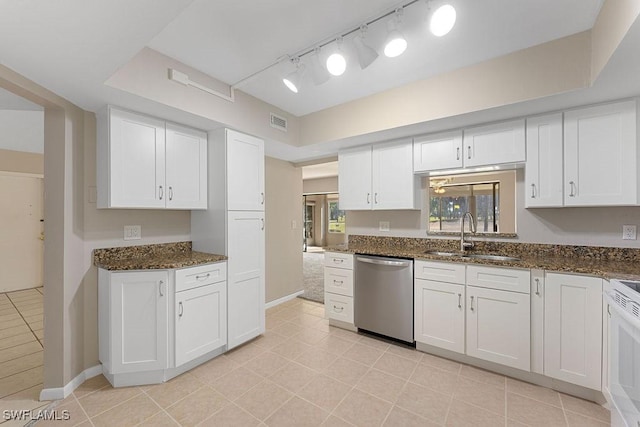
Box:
[535,278,540,296]
[159,280,164,297]
[333,280,344,285]
[196,273,211,281]
[333,305,344,313]
[470,295,475,312]
[458,293,462,309]
[333,259,344,264]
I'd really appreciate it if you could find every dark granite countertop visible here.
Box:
[94,242,226,271]
[326,236,640,281]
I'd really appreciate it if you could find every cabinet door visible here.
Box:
[372,140,420,210]
[413,131,463,172]
[466,286,530,371]
[175,282,227,367]
[415,279,465,353]
[226,129,265,211]
[165,123,207,210]
[530,270,545,375]
[338,147,372,210]
[110,271,168,373]
[564,100,637,206]
[544,273,602,390]
[109,108,166,208]
[227,211,265,349]
[463,119,526,167]
[525,114,564,208]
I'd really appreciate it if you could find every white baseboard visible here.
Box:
[265,290,304,309]
[39,364,103,401]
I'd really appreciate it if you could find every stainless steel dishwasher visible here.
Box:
[354,255,414,344]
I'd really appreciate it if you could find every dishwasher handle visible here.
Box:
[356,256,411,267]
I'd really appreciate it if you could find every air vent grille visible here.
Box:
[270,113,287,132]
[632,303,640,319]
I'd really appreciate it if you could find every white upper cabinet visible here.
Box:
[413,131,463,173]
[165,123,207,209]
[564,100,638,206]
[226,129,265,211]
[339,140,419,210]
[525,114,564,208]
[97,106,207,210]
[463,119,526,168]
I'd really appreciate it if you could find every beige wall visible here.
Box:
[0,148,43,175]
[265,157,303,302]
[303,176,338,194]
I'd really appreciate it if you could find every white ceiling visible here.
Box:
[148,0,604,116]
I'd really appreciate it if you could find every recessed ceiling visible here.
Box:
[148,0,603,116]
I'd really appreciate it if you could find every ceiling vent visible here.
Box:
[270,113,288,132]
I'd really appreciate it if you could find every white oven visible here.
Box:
[606,279,640,427]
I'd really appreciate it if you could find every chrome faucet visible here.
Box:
[460,212,476,251]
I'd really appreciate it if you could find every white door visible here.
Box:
[165,123,207,210]
[544,273,602,390]
[110,271,168,373]
[175,282,227,366]
[413,131,463,172]
[338,147,372,210]
[414,279,465,354]
[564,100,637,206]
[0,174,43,293]
[109,108,166,208]
[525,114,564,208]
[227,211,265,349]
[463,119,526,167]
[466,286,531,371]
[226,129,265,211]
[372,140,419,210]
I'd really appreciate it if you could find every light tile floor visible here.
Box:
[0,287,48,426]
[31,297,611,426]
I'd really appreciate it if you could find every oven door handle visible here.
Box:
[605,291,640,329]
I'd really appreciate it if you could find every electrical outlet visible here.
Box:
[379,221,390,232]
[124,225,141,240]
[622,224,637,240]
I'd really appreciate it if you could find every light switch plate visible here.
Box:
[379,221,390,232]
[124,225,141,240]
[622,224,637,240]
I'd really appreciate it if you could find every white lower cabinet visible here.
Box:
[414,279,465,353]
[324,252,354,327]
[544,272,603,390]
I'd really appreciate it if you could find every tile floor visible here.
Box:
[35,297,610,427]
[0,287,48,426]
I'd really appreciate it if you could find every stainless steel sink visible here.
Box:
[424,251,521,262]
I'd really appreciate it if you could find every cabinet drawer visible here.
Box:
[415,260,465,284]
[325,293,354,324]
[175,262,226,292]
[324,252,354,270]
[324,267,354,297]
[466,265,530,293]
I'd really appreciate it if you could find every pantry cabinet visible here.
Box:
[97,106,207,210]
[525,114,564,208]
[339,140,420,210]
[226,129,265,211]
[544,273,602,390]
[563,100,638,206]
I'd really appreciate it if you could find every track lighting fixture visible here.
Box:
[282,58,305,93]
[309,47,330,85]
[353,25,379,70]
[430,4,456,37]
[326,38,347,76]
[384,10,407,58]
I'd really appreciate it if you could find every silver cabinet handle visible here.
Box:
[531,183,536,199]
[261,218,265,230]
[366,193,370,204]
[196,273,211,280]
[178,301,184,318]
[569,181,576,197]
[333,279,344,285]
[159,185,164,200]
[458,293,462,309]
[333,258,344,264]
[374,193,378,204]
[333,305,344,313]
[470,295,475,311]
[535,278,540,296]
[456,147,460,161]
[467,146,472,160]
[261,192,265,205]
[168,186,173,201]
[159,280,164,297]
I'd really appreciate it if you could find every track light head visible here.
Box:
[282,58,305,93]
[384,15,407,58]
[309,47,331,85]
[430,4,456,37]
[353,25,379,69]
[326,38,347,76]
